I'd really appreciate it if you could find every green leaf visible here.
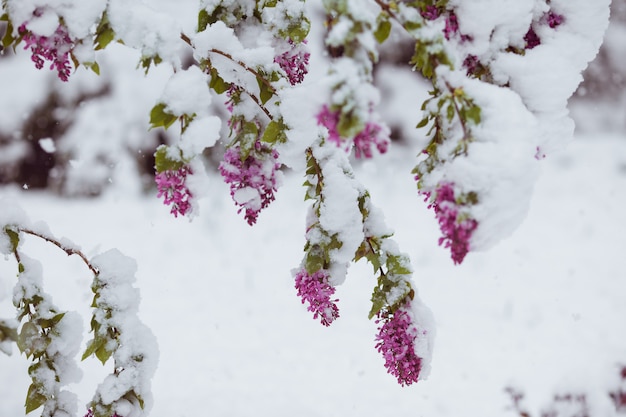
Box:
[82,336,105,361]
[149,103,177,130]
[374,17,392,44]
[466,104,481,125]
[416,117,430,129]
[17,322,39,355]
[0,320,18,345]
[4,227,20,253]
[257,77,273,105]
[386,254,412,276]
[446,103,455,122]
[38,312,65,330]
[198,6,223,32]
[336,110,362,138]
[95,341,113,364]
[209,68,230,94]
[154,145,184,172]
[305,245,325,274]
[368,284,387,319]
[1,14,16,49]
[25,383,47,414]
[94,13,115,51]
[261,120,287,144]
[286,18,310,43]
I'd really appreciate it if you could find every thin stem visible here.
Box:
[180,33,275,120]
[18,228,99,275]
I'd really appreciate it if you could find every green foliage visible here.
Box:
[149,103,177,130]
[261,119,288,144]
[337,110,364,139]
[257,76,274,105]
[154,145,185,173]
[374,15,392,44]
[198,6,224,32]
[0,319,18,347]
[3,226,20,253]
[208,67,230,94]
[25,383,47,414]
[139,54,163,74]
[94,12,115,50]
[0,13,18,49]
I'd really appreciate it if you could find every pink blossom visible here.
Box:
[443,12,459,40]
[219,144,281,225]
[353,122,390,159]
[425,182,477,265]
[294,268,339,326]
[421,5,439,21]
[524,27,541,49]
[316,106,389,159]
[316,105,342,146]
[375,302,423,386]
[463,54,480,76]
[155,166,193,218]
[274,40,310,86]
[18,23,73,82]
[547,12,564,29]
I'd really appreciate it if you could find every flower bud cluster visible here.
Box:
[18,23,73,82]
[294,268,339,327]
[219,144,281,225]
[424,182,477,265]
[375,302,423,386]
[274,40,310,86]
[316,105,389,159]
[155,166,193,218]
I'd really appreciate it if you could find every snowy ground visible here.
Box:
[1,131,625,417]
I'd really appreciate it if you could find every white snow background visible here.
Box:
[1,1,626,416]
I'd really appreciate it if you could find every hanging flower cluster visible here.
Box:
[375,302,423,386]
[316,105,389,159]
[525,10,565,50]
[274,40,310,86]
[219,144,281,225]
[424,182,478,265]
[294,268,339,327]
[155,166,193,218]
[18,23,73,81]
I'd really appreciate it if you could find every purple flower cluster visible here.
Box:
[443,12,471,42]
[427,182,477,265]
[420,5,439,21]
[18,23,73,82]
[524,11,565,50]
[219,144,280,225]
[155,166,193,218]
[375,303,423,386]
[274,40,310,86]
[294,268,339,327]
[316,105,389,159]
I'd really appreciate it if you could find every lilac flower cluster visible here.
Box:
[18,23,73,82]
[420,5,439,21]
[443,12,471,42]
[375,303,423,386]
[155,166,193,218]
[524,11,565,50]
[274,40,310,86]
[219,144,280,225]
[425,182,477,265]
[316,105,389,159]
[294,268,339,327]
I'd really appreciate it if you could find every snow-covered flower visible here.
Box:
[155,166,193,218]
[375,302,423,386]
[316,106,389,159]
[219,143,281,225]
[274,40,310,86]
[294,268,339,327]
[18,23,73,82]
[425,182,477,265]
